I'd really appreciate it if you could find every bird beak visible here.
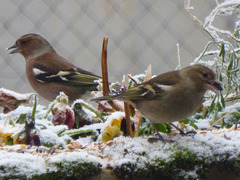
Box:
[7,43,20,54]
[207,80,223,92]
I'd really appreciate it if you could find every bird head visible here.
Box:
[7,33,54,58]
[181,64,223,92]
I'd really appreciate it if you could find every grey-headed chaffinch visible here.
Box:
[92,64,223,141]
[7,33,101,103]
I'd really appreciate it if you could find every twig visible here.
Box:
[122,76,134,137]
[134,109,142,137]
[101,37,110,96]
[225,94,240,102]
[101,37,122,111]
[184,0,216,42]
[127,75,138,84]
[124,102,133,137]
[133,65,153,136]
[44,95,61,119]
[176,43,182,70]
[211,112,231,128]
[194,41,217,63]
[144,64,152,81]
[80,102,105,122]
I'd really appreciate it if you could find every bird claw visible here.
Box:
[147,135,175,144]
[185,130,197,136]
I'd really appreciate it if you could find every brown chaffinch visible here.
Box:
[7,34,101,103]
[92,64,223,141]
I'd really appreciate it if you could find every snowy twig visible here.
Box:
[176,43,182,70]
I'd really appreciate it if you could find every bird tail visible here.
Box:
[91,95,116,102]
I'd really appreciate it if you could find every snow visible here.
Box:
[1,86,240,178]
[102,112,125,128]
[1,102,240,178]
[195,118,211,129]
[0,88,34,101]
[76,136,94,147]
[0,145,101,179]
[39,129,67,148]
[48,151,100,165]
[0,150,46,178]
[1,1,240,177]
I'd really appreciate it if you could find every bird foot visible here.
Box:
[147,134,175,144]
[185,130,197,136]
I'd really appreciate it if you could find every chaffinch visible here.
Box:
[92,64,223,141]
[7,34,101,103]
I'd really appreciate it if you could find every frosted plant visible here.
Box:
[185,0,240,115]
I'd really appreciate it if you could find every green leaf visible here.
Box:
[219,73,223,81]
[155,123,167,133]
[190,123,198,129]
[219,42,225,61]
[165,123,172,133]
[59,129,96,140]
[227,59,233,71]
[7,137,13,145]
[208,95,217,113]
[217,102,222,111]
[220,91,225,109]
[31,95,37,119]
[17,114,27,124]
[179,119,190,124]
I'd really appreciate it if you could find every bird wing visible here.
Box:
[119,83,168,101]
[119,70,181,101]
[33,63,101,86]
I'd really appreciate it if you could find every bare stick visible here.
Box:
[127,75,138,84]
[124,102,134,137]
[122,76,134,137]
[176,43,182,70]
[133,65,152,136]
[134,109,142,137]
[101,37,110,96]
[101,37,121,111]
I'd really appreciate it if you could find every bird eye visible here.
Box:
[202,72,209,78]
[20,40,27,46]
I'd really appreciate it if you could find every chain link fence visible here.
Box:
[0,0,231,104]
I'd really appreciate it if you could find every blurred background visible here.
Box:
[0,0,233,105]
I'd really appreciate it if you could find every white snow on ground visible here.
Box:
[0,150,46,178]
[0,101,240,178]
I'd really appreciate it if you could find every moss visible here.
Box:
[113,163,150,179]
[0,164,27,180]
[203,158,240,179]
[47,160,101,179]
[112,146,240,179]
[0,159,101,180]
[147,148,204,179]
[1,149,240,179]
[112,148,202,179]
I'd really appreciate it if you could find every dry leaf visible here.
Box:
[0,88,35,114]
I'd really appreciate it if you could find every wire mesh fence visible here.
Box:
[0,0,231,104]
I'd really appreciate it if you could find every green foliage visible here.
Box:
[59,129,97,140]
[179,119,198,130]
[155,123,172,133]
[213,111,240,129]
[186,1,240,119]
[17,114,27,124]
[138,118,154,136]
